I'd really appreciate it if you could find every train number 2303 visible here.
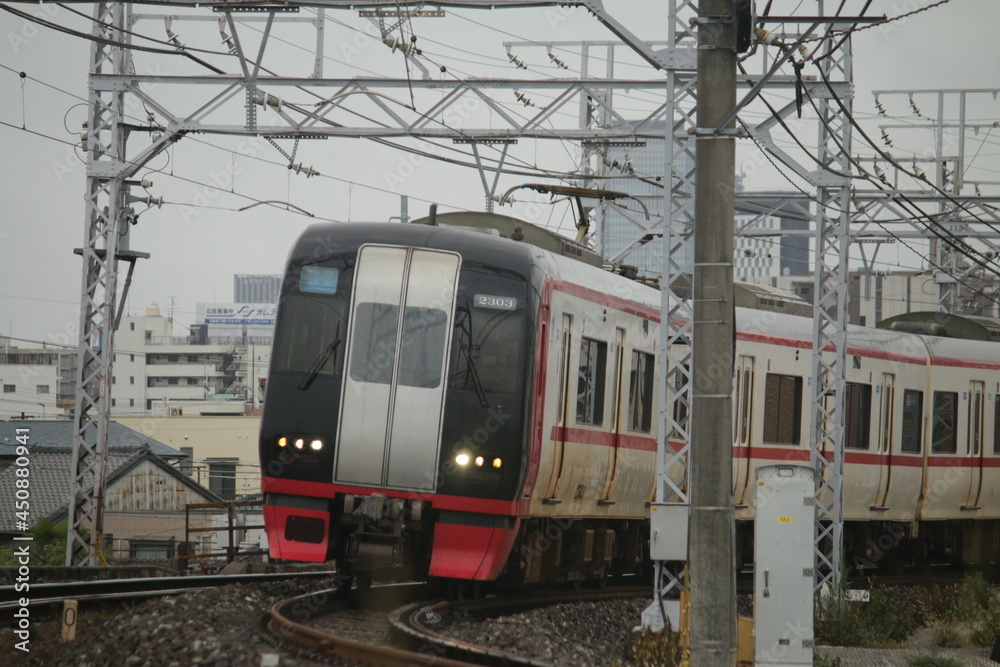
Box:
[474,294,517,310]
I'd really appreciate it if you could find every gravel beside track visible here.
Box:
[1,576,339,666]
[438,596,649,666]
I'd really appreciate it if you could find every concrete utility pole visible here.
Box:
[689,0,736,664]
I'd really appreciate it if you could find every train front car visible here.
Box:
[260,223,534,582]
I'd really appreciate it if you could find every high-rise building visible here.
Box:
[600,126,692,277]
[234,274,282,304]
[601,128,810,280]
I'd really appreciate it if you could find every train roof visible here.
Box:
[291,220,540,278]
[877,311,1000,343]
[290,217,1000,366]
[410,210,605,268]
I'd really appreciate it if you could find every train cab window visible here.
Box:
[272,261,351,378]
[762,373,803,445]
[448,278,526,396]
[931,391,958,454]
[845,382,872,450]
[628,350,655,433]
[349,303,449,388]
[577,338,607,426]
[901,389,923,454]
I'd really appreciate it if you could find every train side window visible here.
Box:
[931,391,958,454]
[901,389,923,454]
[577,337,607,426]
[762,373,802,445]
[845,382,872,450]
[994,396,1000,455]
[628,350,655,433]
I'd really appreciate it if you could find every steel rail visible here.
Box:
[0,570,336,611]
[268,587,477,667]
[389,585,651,666]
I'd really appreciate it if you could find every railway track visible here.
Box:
[0,570,336,612]
[268,583,650,666]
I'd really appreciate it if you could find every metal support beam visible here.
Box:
[809,21,853,594]
[644,0,697,632]
[66,5,173,567]
[66,2,131,567]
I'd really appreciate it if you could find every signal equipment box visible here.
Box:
[754,465,815,666]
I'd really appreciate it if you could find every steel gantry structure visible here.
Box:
[31,0,689,567]
[11,2,996,622]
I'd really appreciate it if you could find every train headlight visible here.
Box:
[492,457,503,469]
[294,438,305,450]
[277,437,288,448]
[455,452,471,466]
[309,439,323,451]
[474,455,485,467]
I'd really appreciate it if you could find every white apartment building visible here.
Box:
[112,305,270,416]
[0,349,65,420]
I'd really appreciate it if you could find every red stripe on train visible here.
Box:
[261,476,528,515]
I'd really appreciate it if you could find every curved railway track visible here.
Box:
[268,583,650,666]
[0,570,336,612]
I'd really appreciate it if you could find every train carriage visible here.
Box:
[261,211,1000,582]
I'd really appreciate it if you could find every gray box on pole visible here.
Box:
[650,502,689,562]
[754,464,815,666]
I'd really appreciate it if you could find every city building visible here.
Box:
[0,347,75,419]
[747,270,1000,326]
[600,131,809,280]
[192,302,276,344]
[113,304,270,415]
[234,274,282,304]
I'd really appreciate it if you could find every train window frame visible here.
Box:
[349,302,450,389]
[845,382,873,450]
[993,395,1000,455]
[901,389,923,454]
[762,372,803,446]
[627,349,655,433]
[968,382,984,456]
[577,337,607,426]
[931,391,959,454]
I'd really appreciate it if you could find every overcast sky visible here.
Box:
[1,0,998,345]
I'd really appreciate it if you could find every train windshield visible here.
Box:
[272,262,351,379]
[448,269,527,396]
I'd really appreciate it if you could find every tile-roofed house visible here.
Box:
[0,445,223,536]
[0,420,187,461]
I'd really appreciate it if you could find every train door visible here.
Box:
[872,373,895,508]
[599,327,626,502]
[964,380,985,508]
[732,355,755,505]
[334,245,461,491]
[543,313,574,500]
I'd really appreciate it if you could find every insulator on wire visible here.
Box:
[514,90,534,107]
[289,163,319,178]
[875,97,887,116]
[880,129,894,147]
[547,52,568,69]
[507,53,527,70]
[874,164,887,182]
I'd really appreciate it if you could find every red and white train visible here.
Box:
[259,211,1000,582]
